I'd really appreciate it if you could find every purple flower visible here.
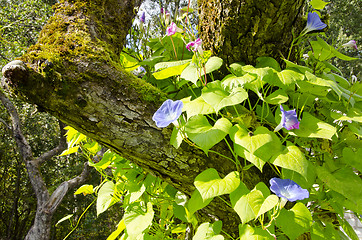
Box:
[303,12,327,34]
[275,105,300,131]
[342,40,358,50]
[152,99,183,128]
[270,178,309,202]
[166,22,177,36]
[140,12,145,23]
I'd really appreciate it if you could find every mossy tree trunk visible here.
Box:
[2,0,306,238]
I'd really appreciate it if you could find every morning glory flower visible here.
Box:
[166,22,177,36]
[274,105,300,131]
[270,178,309,202]
[342,40,358,50]
[152,99,183,128]
[303,12,327,34]
[186,38,203,52]
[140,12,145,23]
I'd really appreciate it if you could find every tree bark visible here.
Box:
[1,0,307,237]
[198,0,306,65]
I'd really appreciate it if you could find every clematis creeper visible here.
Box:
[152,99,183,128]
[274,105,300,132]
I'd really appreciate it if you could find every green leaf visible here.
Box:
[316,166,362,211]
[106,219,126,240]
[193,222,224,240]
[83,141,101,155]
[139,56,164,66]
[230,125,283,171]
[185,115,232,153]
[201,80,248,113]
[282,161,316,189]
[59,146,79,156]
[276,69,304,88]
[330,108,362,123]
[276,203,313,239]
[256,56,281,71]
[56,214,73,226]
[124,202,154,238]
[230,183,278,224]
[181,57,223,85]
[283,59,313,74]
[170,125,183,149]
[239,224,274,240]
[342,148,362,173]
[270,141,309,180]
[310,0,329,10]
[120,52,139,72]
[194,168,240,201]
[222,74,257,89]
[186,189,213,215]
[89,150,116,169]
[310,222,342,240]
[74,184,94,195]
[153,60,190,79]
[291,112,336,139]
[97,181,116,216]
[182,96,215,119]
[264,89,289,105]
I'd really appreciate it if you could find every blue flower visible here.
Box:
[303,12,327,34]
[275,105,300,131]
[270,178,309,202]
[140,12,145,23]
[152,99,183,128]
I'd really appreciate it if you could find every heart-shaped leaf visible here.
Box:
[276,203,312,240]
[264,89,289,105]
[230,125,283,171]
[182,96,215,119]
[270,141,309,180]
[185,115,232,153]
[202,80,248,113]
[194,168,240,201]
[230,182,278,224]
[291,112,336,140]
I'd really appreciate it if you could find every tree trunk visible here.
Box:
[199,0,306,65]
[1,0,307,237]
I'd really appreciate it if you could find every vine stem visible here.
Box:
[170,35,178,60]
[63,197,97,240]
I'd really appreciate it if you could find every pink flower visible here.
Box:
[342,40,358,50]
[186,38,202,51]
[166,22,177,36]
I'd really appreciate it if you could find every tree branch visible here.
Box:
[36,120,67,165]
[0,88,33,163]
[44,162,91,214]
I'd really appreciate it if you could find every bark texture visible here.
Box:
[1,0,307,237]
[198,0,306,65]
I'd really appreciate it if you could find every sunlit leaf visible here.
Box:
[185,115,232,153]
[276,203,313,239]
[194,168,240,201]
